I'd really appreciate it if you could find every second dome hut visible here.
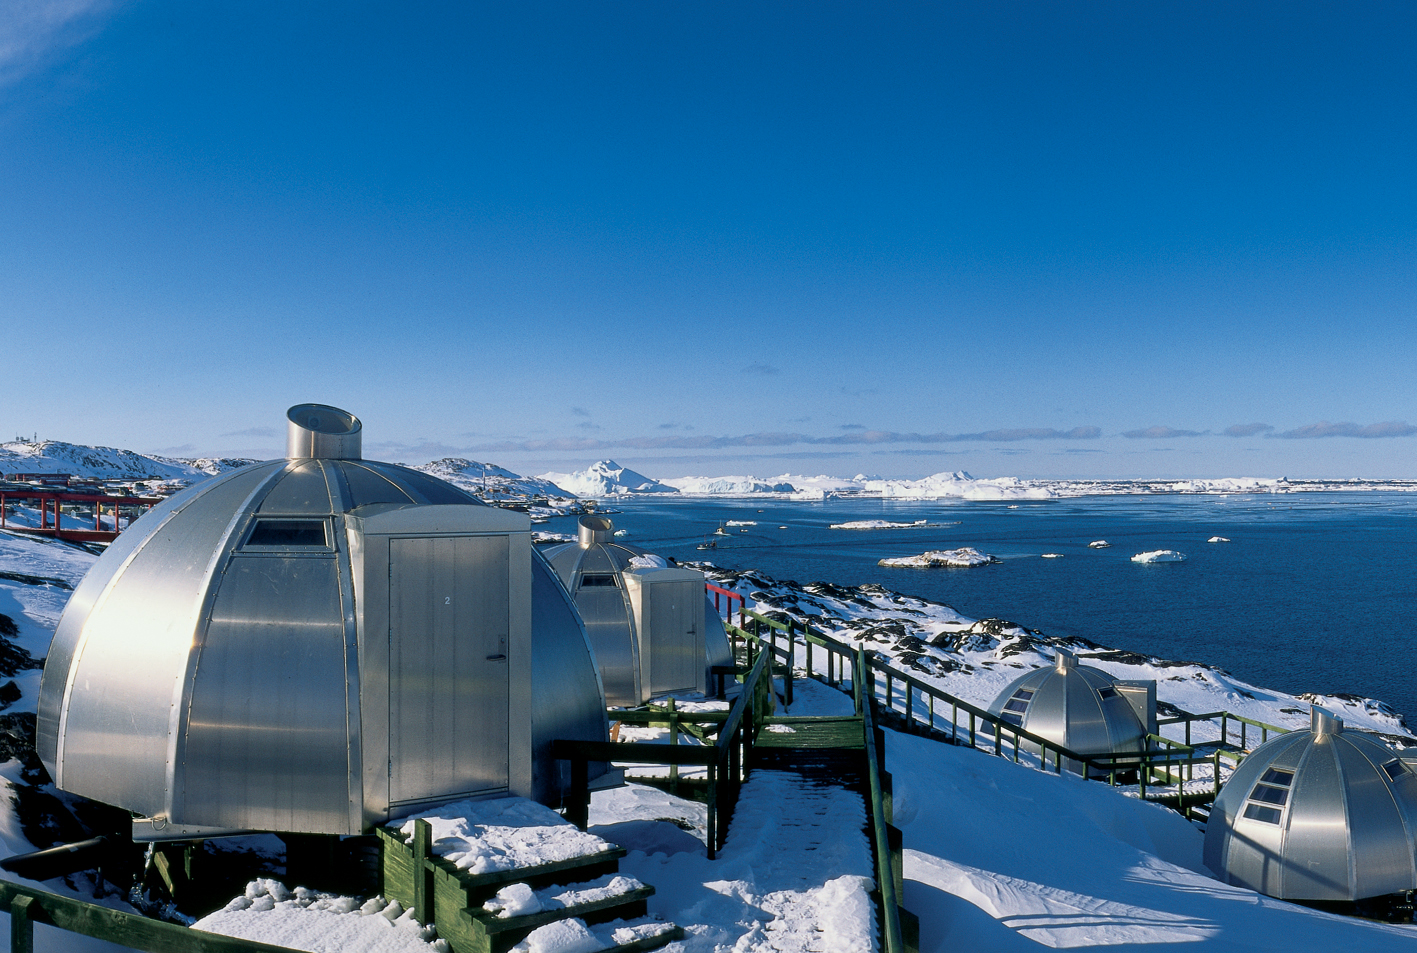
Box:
[543,516,734,707]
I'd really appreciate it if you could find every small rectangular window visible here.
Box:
[1000,713,1023,727]
[1243,804,1282,825]
[1014,689,1034,700]
[1259,768,1294,787]
[1098,686,1117,699]
[1250,784,1289,806]
[1383,759,1408,782]
[246,520,328,547]
[1003,699,1030,713]
[580,574,619,588]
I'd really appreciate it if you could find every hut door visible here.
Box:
[388,535,510,805]
[647,579,701,696]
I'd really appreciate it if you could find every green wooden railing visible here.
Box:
[0,880,298,953]
[554,643,775,859]
[720,603,1286,809]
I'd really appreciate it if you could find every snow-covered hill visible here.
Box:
[537,460,677,497]
[414,458,575,501]
[0,440,209,481]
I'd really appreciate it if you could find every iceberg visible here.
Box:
[878,547,999,568]
[1131,550,1187,563]
[536,460,677,497]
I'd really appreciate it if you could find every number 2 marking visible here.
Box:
[445,596,451,604]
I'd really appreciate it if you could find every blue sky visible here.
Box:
[2,1,1414,480]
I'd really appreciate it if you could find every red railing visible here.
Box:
[705,582,746,629]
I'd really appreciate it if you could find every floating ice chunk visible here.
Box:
[613,529,630,537]
[1041,553,1063,558]
[1088,540,1111,548]
[1131,550,1186,563]
[878,548,999,568]
[1208,536,1230,543]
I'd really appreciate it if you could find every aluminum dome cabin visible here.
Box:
[543,516,734,707]
[1204,707,1417,903]
[36,404,607,840]
[986,649,1157,773]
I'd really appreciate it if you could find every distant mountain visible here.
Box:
[537,460,677,497]
[0,440,210,481]
[415,458,576,500]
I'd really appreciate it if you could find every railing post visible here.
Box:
[412,818,434,925]
[668,698,679,796]
[11,895,37,953]
[707,760,718,861]
[785,621,794,707]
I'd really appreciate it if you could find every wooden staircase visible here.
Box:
[377,820,683,953]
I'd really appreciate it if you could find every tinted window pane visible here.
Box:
[1259,768,1294,787]
[1383,759,1407,781]
[247,520,327,547]
[1243,804,1282,824]
[1250,784,1289,806]
[1004,699,1029,713]
[580,574,619,588]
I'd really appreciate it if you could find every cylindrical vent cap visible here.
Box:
[578,515,615,547]
[287,404,362,460]
[1055,649,1076,672]
[1311,706,1344,738]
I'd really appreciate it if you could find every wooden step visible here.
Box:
[463,880,656,953]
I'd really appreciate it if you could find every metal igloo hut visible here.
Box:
[986,649,1157,771]
[36,404,608,841]
[1203,707,1417,903]
[542,516,734,707]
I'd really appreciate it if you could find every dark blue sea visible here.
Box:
[540,492,1417,723]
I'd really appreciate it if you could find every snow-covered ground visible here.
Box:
[4,499,1417,951]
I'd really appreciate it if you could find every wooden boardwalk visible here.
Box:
[750,715,869,793]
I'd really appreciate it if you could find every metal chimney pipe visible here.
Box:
[1055,649,1076,673]
[578,516,615,547]
[1311,706,1344,738]
[286,404,362,460]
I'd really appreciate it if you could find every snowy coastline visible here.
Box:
[3,507,1417,949]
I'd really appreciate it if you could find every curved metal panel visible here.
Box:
[256,461,334,515]
[48,463,282,815]
[37,464,282,772]
[703,595,733,674]
[361,462,476,506]
[178,554,352,833]
[529,552,608,803]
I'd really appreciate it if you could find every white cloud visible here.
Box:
[0,0,117,87]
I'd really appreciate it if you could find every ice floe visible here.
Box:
[1132,550,1187,563]
[878,547,999,568]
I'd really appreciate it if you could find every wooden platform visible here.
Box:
[378,821,682,953]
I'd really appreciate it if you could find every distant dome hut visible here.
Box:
[36,404,607,840]
[986,649,1156,772]
[542,516,734,707]
[1204,707,1417,902]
